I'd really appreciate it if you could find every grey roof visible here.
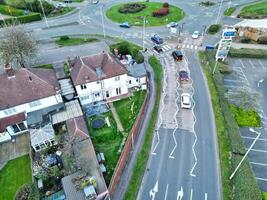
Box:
[127,63,147,78]
[62,172,85,200]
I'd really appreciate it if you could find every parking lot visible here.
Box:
[224,58,267,191]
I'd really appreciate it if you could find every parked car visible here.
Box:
[92,0,99,4]
[56,3,67,8]
[151,34,163,45]
[166,22,178,28]
[153,46,163,53]
[63,0,72,3]
[120,22,131,28]
[181,93,191,109]
[192,31,199,39]
[172,50,183,61]
[179,70,189,82]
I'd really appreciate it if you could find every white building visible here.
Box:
[69,52,129,105]
[0,64,63,137]
[127,63,147,90]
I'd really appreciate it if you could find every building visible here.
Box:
[0,64,64,137]
[127,62,147,90]
[68,52,129,106]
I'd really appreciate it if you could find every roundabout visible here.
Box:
[106,2,185,27]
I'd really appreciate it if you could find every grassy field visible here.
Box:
[106,2,184,27]
[0,155,32,200]
[125,56,163,200]
[88,112,122,184]
[224,7,236,16]
[113,91,146,133]
[34,63,53,69]
[55,37,99,46]
[230,104,261,127]
[239,1,267,18]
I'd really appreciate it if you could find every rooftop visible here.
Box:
[127,63,147,78]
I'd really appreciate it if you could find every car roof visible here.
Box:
[193,31,199,34]
[179,71,188,76]
[182,94,190,103]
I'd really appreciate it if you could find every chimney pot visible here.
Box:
[4,63,15,78]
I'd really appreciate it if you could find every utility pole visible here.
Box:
[216,0,224,24]
[100,5,106,38]
[229,128,261,180]
[39,0,49,28]
[142,16,146,51]
[212,61,219,75]
[202,25,206,36]
[181,22,185,34]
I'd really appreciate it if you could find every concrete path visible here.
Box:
[232,42,267,50]
[53,61,65,79]
[109,102,124,133]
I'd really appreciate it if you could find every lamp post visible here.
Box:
[202,25,207,36]
[181,22,185,34]
[142,16,146,51]
[216,0,224,24]
[229,128,261,180]
[100,5,106,38]
[39,0,49,28]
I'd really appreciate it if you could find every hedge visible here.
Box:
[118,3,146,13]
[207,24,221,34]
[0,13,41,26]
[229,48,267,59]
[199,51,262,200]
[0,5,25,16]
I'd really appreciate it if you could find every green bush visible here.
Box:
[207,24,221,34]
[60,35,70,41]
[200,1,215,6]
[229,48,267,59]
[230,105,261,127]
[110,41,144,64]
[224,7,236,16]
[258,35,267,44]
[0,13,41,26]
[0,5,25,16]
[118,3,146,13]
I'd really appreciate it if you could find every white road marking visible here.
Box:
[190,189,193,200]
[256,177,267,181]
[186,44,190,48]
[194,46,198,50]
[242,136,267,142]
[246,148,267,153]
[182,44,186,48]
[205,193,208,200]
[258,60,266,69]
[238,60,250,85]
[248,59,255,69]
[191,45,194,49]
[149,181,158,200]
[250,162,267,167]
[224,79,245,83]
[177,187,184,200]
[257,79,264,87]
[164,184,169,200]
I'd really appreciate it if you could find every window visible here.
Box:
[80,84,87,90]
[129,80,132,84]
[4,108,16,115]
[29,100,41,108]
[12,124,20,133]
[80,95,90,101]
[106,91,110,98]
[95,93,100,97]
[18,123,26,131]
[116,88,121,95]
[97,80,100,84]
[115,76,120,81]
[136,78,139,82]
[35,145,40,151]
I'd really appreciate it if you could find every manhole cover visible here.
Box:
[92,118,105,129]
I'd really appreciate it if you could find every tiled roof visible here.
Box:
[0,112,26,132]
[69,52,128,85]
[66,116,89,142]
[0,68,60,110]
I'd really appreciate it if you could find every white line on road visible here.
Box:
[190,189,193,200]
[191,45,194,49]
[242,136,267,142]
[205,193,208,200]
[224,79,245,83]
[182,44,186,48]
[194,46,198,50]
[250,162,267,167]
[246,148,267,153]
[164,184,169,200]
[256,177,267,182]
[186,44,190,48]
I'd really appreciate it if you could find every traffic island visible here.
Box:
[106,2,185,27]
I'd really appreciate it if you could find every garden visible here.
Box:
[238,1,267,19]
[106,2,184,27]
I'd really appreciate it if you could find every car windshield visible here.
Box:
[179,71,188,78]
[193,31,199,35]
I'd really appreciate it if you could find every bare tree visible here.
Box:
[0,24,37,68]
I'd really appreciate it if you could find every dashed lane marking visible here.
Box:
[251,162,267,167]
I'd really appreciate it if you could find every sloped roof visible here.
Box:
[0,68,60,110]
[0,112,26,132]
[66,116,89,142]
[30,123,55,147]
[69,52,128,86]
[127,63,147,78]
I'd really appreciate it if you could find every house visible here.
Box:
[68,52,129,105]
[127,62,147,90]
[0,64,64,136]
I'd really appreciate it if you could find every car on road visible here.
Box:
[151,34,163,45]
[56,3,67,8]
[120,22,131,28]
[63,0,72,3]
[166,22,178,28]
[181,93,191,109]
[192,31,200,39]
[153,46,163,53]
[179,70,189,82]
[92,0,99,4]
[172,50,183,61]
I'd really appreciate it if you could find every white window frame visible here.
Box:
[4,108,16,115]
[115,76,120,81]
[29,100,42,108]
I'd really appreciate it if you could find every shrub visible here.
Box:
[200,1,215,6]
[0,13,41,26]
[152,7,169,17]
[60,35,70,41]
[207,24,221,34]
[118,3,146,14]
[229,48,267,59]
[258,35,267,44]
[163,2,169,8]
[240,37,251,43]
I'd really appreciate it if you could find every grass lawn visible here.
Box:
[0,5,25,16]
[125,56,163,200]
[263,192,267,200]
[55,37,99,47]
[113,91,146,133]
[224,7,236,16]
[0,155,32,200]
[106,2,184,27]
[34,63,53,69]
[239,1,267,18]
[230,104,261,127]
[87,112,123,184]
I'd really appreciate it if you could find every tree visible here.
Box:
[0,24,38,68]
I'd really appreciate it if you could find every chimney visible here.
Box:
[4,64,15,78]
[114,48,119,58]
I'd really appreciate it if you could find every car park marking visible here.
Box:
[246,148,267,153]
[191,45,194,49]
[242,136,267,142]
[182,44,186,48]
[251,162,267,167]
[186,45,190,48]
[205,193,208,200]
[256,177,267,182]
[258,60,266,69]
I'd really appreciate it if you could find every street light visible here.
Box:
[181,22,185,34]
[100,5,106,38]
[142,16,146,51]
[202,25,207,36]
[229,128,261,180]
[215,0,224,24]
[39,0,49,28]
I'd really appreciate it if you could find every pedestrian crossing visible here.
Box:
[177,43,199,50]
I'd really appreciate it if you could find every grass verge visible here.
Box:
[124,56,163,200]
[0,155,32,200]
[224,7,236,16]
[230,104,261,127]
[106,2,184,27]
[229,48,267,59]
[34,63,53,69]
[113,90,146,133]
[199,51,262,200]
[87,112,123,184]
[239,1,267,19]
[0,5,25,16]
[55,37,99,47]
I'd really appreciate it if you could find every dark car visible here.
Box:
[120,22,131,28]
[63,0,72,3]
[179,70,189,82]
[153,46,163,53]
[172,50,183,61]
[151,34,163,45]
